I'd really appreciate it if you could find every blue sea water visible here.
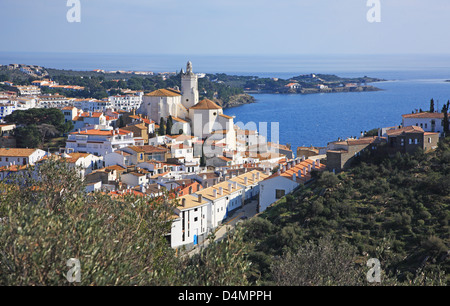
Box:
[1,52,450,153]
[223,79,450,151]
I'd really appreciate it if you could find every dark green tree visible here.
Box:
[442,104,449,137]
[14,125,42,148]
[158,117,166,135]
[118,116,125,128]
[429,98,435,113]
[200,144,206,167]
[166,115,173,136]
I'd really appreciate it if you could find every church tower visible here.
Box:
[181,61,199,109]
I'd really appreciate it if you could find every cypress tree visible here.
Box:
[159,117,166,135]
[200,145,206,167]
[166,115,173,136]
[442,105,449,137]
[430,98,435,113]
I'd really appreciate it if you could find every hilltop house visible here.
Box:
[259,158,326,212]
[402,111,448,137]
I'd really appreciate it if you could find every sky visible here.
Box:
[1,0,450,56]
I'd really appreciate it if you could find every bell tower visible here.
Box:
[181,61,199,109]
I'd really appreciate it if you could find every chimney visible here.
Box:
[303,167,307,175]
[312,161,316,169]
[292,173,296,181]
[213,189,217,197]
[244,177,248,185]
[181,198,186,207]
[198,194,202,202]
[298,169,302,178]
[228,183,232,191]
[316,159,320,167]
[219,187,223,195]
[256,172,260,180]
[252,173,255,181]
[308,164,312,172]
[234,181,237,189]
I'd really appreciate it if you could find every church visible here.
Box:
[137,61,236,150]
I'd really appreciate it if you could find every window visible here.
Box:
[194,217,198,222]
[428,137,432,143]
[275,189,285,199]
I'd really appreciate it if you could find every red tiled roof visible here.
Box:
[402,112,446,119]
[189,99,222,110]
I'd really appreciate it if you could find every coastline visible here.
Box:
[244,85,383,95]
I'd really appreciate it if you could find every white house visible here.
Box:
[229,169,269,202]
[170,193,209,249]
[0,148,47,167]
[65,128,136,156]
[258,158,326,212]
[402,112,448,137]
[104,150,132,168]
[73,99,112,112]
[194,179,243,229]
[0,102,17,121]
[169,143,194,163]
[61,152,103,178]
[108,93,143,112]
[121,170,149,188]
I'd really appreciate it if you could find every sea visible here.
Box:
[1,52,450,154]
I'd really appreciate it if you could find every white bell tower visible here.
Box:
[181,61,199,109]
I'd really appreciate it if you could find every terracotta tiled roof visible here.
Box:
[386,126,424,136]
[70,129,131,136]
[189,99,222,110]
[145,88,181,97]
[402,112,446,119]
[127,145,168,154]
[0,148,40,157]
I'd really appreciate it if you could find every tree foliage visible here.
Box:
[0,160,252,285]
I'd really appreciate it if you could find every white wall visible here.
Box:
[171,204,208,249]
[259,176,299,212]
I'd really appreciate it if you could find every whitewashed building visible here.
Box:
[401,112,448,137]
[170,193,209,249]
[0,148,47,167]
[258,158,326,212]
[65,128,137,156]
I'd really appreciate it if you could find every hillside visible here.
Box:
[242,138,450,285]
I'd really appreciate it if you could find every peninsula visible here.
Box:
[0,64,384,109]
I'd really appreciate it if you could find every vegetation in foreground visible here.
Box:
[0,138,449,285]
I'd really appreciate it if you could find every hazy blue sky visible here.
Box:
[1,0,450,55]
